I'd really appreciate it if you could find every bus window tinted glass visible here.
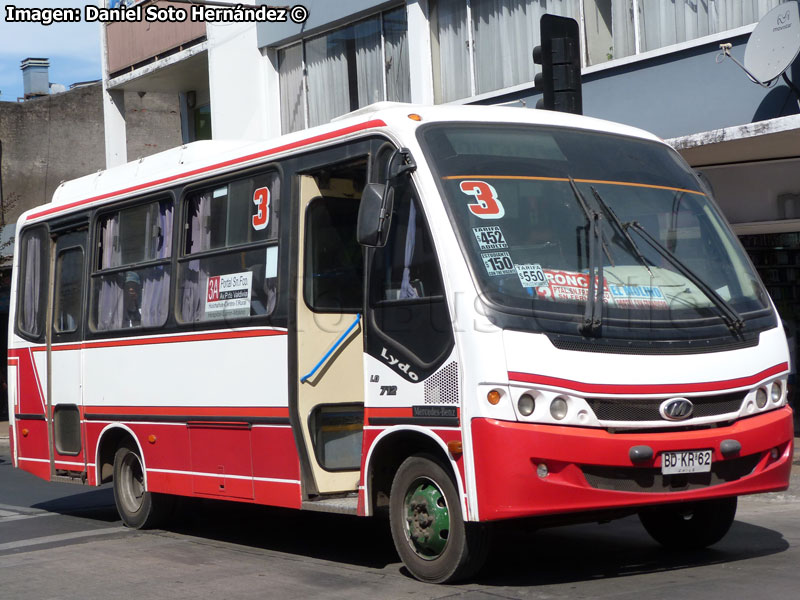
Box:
[420,124,770,336]
[54,248,84,333]
[93,199,173,331]
[17,227,48,339]
[179,171,280,323]
[304,197,363,312]
[185,173,280,254]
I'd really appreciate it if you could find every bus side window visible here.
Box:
[92,199,173,331]
[304,197,362,312]
[369,190,452,365]
[178,170,280,324]
[16,226,49,340]
[54,248,84,333]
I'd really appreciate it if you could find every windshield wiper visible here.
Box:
[624,221,744,334]
[590,187,653,278]
[568,177,605,336]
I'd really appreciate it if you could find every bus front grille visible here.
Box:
[587,392,746,422]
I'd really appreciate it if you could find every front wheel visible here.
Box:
[639,497,737,550]
[389,455,488,583]
[112,441,172,529]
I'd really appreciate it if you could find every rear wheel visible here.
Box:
[639,497,737,550]
[389,455,488,583]
[113,441,172,529]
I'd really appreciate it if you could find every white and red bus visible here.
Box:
[6,103,794,583]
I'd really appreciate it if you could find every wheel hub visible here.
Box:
[404,479,450,559]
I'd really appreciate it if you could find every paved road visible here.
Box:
[1,434,799,599]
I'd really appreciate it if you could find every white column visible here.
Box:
[262,47,282,140]
[407,0,435,105]
[100,6,127,168]
[207,21,269,140]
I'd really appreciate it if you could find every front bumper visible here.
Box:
[471,406,794,521]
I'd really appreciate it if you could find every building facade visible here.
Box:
[102,0,800,397]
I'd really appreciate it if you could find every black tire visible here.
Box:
[389,454,489,583]
[112,441,173,529]
[639,497,737,550]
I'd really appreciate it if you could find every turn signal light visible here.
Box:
[148,435,157,444]
[487,390,502,405]
[21,428,29,437]
[447,440,463,456]
[408,113,422,121]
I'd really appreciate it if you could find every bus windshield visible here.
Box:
[419,124,771,335]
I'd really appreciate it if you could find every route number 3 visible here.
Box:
[252,187,270,231]
[460,180,505,219]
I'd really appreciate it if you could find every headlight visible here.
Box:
[550,397,568,420]
[755,387,768,409]
[518,393,535,416]
[771,381,783,403]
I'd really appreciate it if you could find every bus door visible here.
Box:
[295,164,366,496]
[47,225,88,481]
[361,179,456,410]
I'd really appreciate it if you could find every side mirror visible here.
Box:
[357,183,394,247]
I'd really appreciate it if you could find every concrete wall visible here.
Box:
[0,84,182,225]
[0,85,104,224]
[122,90,183,160]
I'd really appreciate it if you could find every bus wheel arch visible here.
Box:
[96,424,143,485]
[366,428,458,518]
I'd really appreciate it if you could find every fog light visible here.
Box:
[771,382,783,403]
[537,463,549,478]
[756,387,768,409]
[771,447,779,459]
[550,397,568,420]
[518,393,535,416]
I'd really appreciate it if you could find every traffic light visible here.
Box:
[532,14,582,114]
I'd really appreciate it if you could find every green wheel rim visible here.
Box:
[403,476,450,560]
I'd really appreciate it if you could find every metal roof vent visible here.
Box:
[21,58,50,99]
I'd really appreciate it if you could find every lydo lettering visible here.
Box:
[380,347,419,381]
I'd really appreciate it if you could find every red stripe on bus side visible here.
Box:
[10,328,287,355]
[27,119,388,221]
[508,362,789,395]
[83,405,290,418]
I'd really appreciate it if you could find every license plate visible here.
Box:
[661,450,713,475]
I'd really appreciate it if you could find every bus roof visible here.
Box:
[26,103,663,224]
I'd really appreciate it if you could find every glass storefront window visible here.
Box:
[277,6,410,134]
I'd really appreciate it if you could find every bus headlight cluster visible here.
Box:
[510,389,595,426]
[750,379,786,413]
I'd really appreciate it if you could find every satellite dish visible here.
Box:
[744,2,800,84]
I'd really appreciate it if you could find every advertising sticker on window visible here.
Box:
[608,284,669,308]
[515,263,548,288]
[206,271,252,319]
[481,251,515,276]
[535,269,614,304]
[472,226,508,250]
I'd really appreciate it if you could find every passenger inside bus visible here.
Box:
[122,271,142,328]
